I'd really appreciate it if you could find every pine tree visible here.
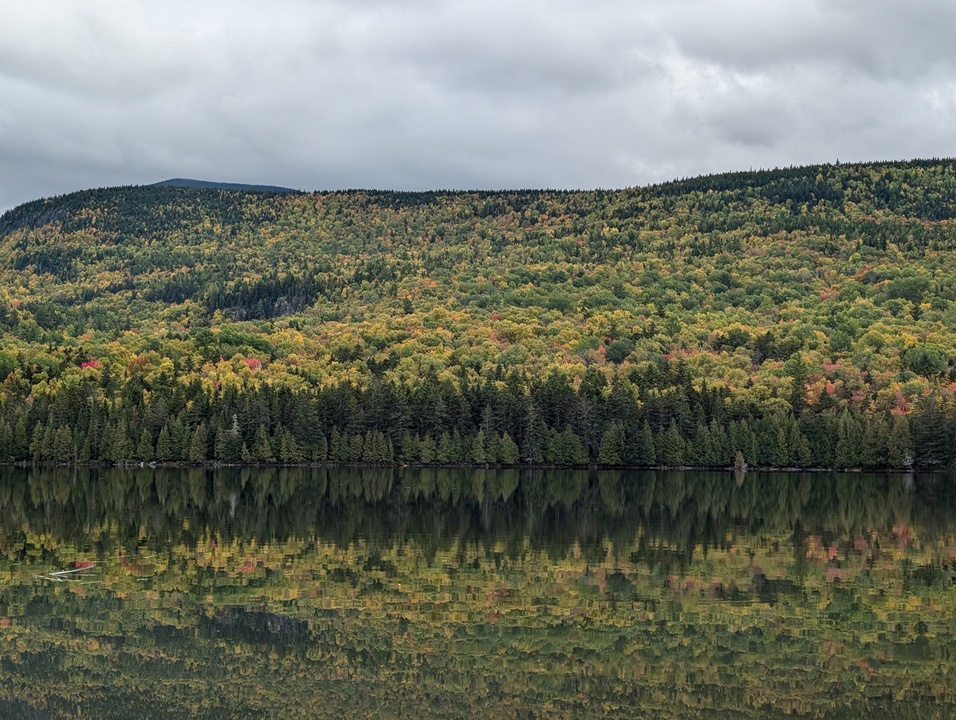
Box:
[471,429,488,464]
[278,427,303,463]
[155,425,173,461]
[788,420,812,467]
[135,428,154,462]
[522,408,548,464]
[498,432,519,464]
[656,420,685,466]
[52,425,75,463]
[106,421,134,463]
[437,431,454,464]
[708,420,731,466]
[834,411,862,468]
[630,419,656,466]
[251,424,273,462]
[13,416,29,460]
[860,415,889,468]
[419,435,437,463]
[313,434,328,462]
[0,420,12,460]
[400,431,420,463]
[597,421,624,465]
[188,422,209,463]
[887,414,912,469]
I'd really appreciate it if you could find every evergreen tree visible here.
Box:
[656,420,685,466]
[419,435,437,463]
[52,425,75,463]
[329,428,345,462]
[834,411,862,468]
[278,426,303,463]
[498,432,519,464]
[251,424,273,462]
[860,414,889,468]
[887,414,912,469]
[188,422,209,463]
[400,431,420,463]
[787,420,812,467]
[312,434,329,462]
[631,419,657,466]
[155,425,173,461]
[106,420,134,463]
[0,420,12,460]
[135,428,154,462]
[437,431,454,464]
[471,429,488,464]
[598,421,625,465]
[522,408,548,464]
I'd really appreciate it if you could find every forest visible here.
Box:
[3,159,956,469]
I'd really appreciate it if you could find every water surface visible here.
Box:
[0,467,954,719]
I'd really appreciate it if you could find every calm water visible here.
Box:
[0,466,954,719]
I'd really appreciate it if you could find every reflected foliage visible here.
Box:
[0,469,955,717]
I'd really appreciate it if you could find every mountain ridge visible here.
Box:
[2,157,956,468]
[151,177,299,193]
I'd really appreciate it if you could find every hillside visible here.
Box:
[152,178,298,193]
[2,159,956,468]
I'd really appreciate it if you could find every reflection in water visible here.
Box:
[0,467,954,719]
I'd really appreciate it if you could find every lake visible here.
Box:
[0,466,954,718]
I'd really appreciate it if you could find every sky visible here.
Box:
[1,0,955,212]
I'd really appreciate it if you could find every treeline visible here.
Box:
[6,160,956,471]
[0,356,943,470]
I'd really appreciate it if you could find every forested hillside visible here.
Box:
[3,159,956,468]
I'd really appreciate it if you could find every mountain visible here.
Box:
[1,158,956,468]
[152,178,298,193]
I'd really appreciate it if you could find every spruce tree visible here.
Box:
[887,414,912,469]
[155,425,173,461]
[471,429,488,464]
[188,422,209,463]
[598,421,624,465]
[498,432,519,464]
[135,428,154,462]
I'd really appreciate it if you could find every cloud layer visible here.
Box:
[1,0,954,210]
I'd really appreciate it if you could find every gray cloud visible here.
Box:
[1,0,954,211]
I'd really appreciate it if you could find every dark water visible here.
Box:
[0,466,954,719]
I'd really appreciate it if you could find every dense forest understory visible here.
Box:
[3,159,956,469]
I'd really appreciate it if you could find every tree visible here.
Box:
[188,422,209,463]
[498,432,519,464]
[251,425,273,462]
[887,413,913,469]
[52,425,75,463]
[656,420,685,466]
[155,425,173,461]
[278,426,303,463]
[135,428,154,462]
[471,429,488,464]
[598,421,624,465]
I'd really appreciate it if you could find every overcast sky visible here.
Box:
[1,0,955,212]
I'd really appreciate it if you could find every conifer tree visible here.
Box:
[471,429,488,464]
[188,422,209,463]
[155,425,173,461]
[135,428,154,462]
[498,432,519,464]
[887,414,912,469]
[52,425,75,463]
[251,424,273,462]
[598,421,624,465]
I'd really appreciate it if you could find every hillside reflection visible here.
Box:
[1,468,954,719]
[0,467,944,557]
